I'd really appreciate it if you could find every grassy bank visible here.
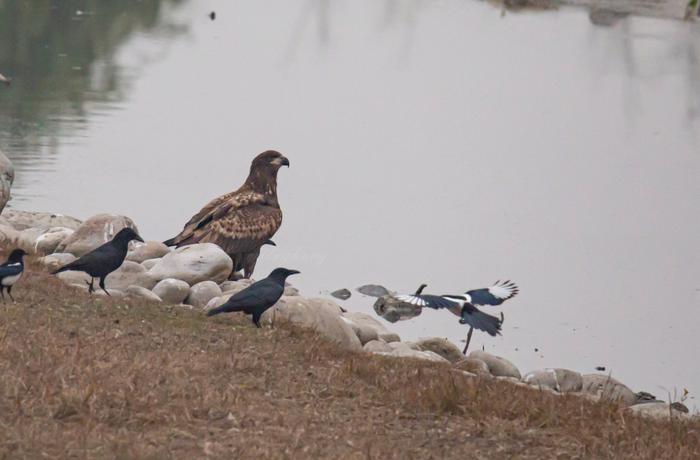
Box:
[0,268,698,458]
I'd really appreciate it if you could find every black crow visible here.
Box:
[206,267,300,327]
[395,280,519,354]
[0,249,27,302]
[52,227,144,295]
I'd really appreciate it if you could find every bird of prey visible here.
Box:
[395,280,519,354]
[163,150,289,279]
[0,249,27,302]
[206,267,299,327]
[52,227,144,295]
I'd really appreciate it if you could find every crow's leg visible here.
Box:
[0,287,5,303]
[7,285,14,302]
[85,278,95,294]
[99,277,110,296]
[252,313,262,328]
[462,327,474,355]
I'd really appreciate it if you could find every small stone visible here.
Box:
[363,339,392,353]
[330,288,351,300]
[628,402,690,419]
[186,281,222,308]
[125,286,162,302]
[152,278,190,304]
[105,261,157,290]
[127,240,170,263]
[39,252,77,272]
[468,350,521,379]
[356,284,391,297]
[523,368,583,393]
[94,288,124,297]
[415,338,464,364]
[141,258,160,270]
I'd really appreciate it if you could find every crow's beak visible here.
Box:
[134,234,145,243]
[263,239,276,246]
[288,269,300,275]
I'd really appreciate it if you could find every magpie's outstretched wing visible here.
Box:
[466,280,519,306]
[460,304,502,336]
[395,294,460,310]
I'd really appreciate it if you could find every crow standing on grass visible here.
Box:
[206,267,300,327]
[0,249,27,302]
[395,280,519,354]
[163,150,289,279]
[52,227,144,295]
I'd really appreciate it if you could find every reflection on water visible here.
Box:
[0,0,187,199]
[0,0,698,406]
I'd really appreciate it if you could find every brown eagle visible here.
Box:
[163,150,289,278]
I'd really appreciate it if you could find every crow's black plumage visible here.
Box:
[0,249,27,302]
[206,267,299,327]
[52,227,144,295]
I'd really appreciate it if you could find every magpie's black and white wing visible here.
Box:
[394,294,456,309]
[460,304,502,336]
[0,262,22,284]
[466,280,519,307]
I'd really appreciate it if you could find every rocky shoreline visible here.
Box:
[0,209,694,421]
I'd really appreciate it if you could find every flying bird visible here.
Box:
[206,267,299,327]
[395,280,519,354]
[163,150,289,279]
[0,249,27,302]
[52,227,144,295]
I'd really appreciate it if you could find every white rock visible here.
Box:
[39,252,77,272]
[580,374,636,406]
[105,261,157,290]
[55,214,138,256]
[628,402,691,419]
[454,358,491,377]
[126,240,170,263]
[219,279,253,292]
[186,280,222,308]
[261,296,361,351]
[204,294,229,311]
[57,270,93,286]
[378,348,450,364]
[94,288,125,297]
[523,368,583,393]
[0,209,81,231]
[0,148,14,214]
[152,278,190,304]
[147,243,233,285]
[363,339,393,353]
[125,285,162,302]
[342,311,400,344]
[387,341,421,351]
[468,351,521,379]
[0,223,19,246]
[415,337,464,363]
[33,227,74,254]
[340,315,378,345]
[141,258,160,270]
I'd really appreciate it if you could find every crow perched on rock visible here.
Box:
[52,227,144,295]
[163,150,289,279]
[206,267,299,327]
[395,280,519,353]
[0,249,27,302]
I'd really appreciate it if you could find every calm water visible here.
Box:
[1,1,699,406]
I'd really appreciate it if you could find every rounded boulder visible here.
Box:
[127,240,170,263]
[55,214,138,256]
[523,368,583,393]
[415,337,464,363]
[468,350,521,379]
[147,243,233,285]
[152,278,191,304]
[186,280,222,308]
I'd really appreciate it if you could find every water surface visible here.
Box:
[1,0,698,406]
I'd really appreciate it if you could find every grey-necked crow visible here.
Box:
[52,227,144,295]
[0,249,27,302]
[395,280,519,354]
[206,267,299,327]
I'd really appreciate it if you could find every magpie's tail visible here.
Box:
[460,308,502,337]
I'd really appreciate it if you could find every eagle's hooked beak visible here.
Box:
[273,156,290,167]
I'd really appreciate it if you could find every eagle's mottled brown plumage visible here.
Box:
[163,150,289,278]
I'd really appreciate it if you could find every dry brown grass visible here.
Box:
[0,264,698,458]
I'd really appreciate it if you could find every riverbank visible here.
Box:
[0,210,698,457]
[0,269,697,458]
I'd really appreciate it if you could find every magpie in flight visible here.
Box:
[206,267,299,327]
[0,249,27,302]
[395,280,519,354]
[52,227,144,295]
